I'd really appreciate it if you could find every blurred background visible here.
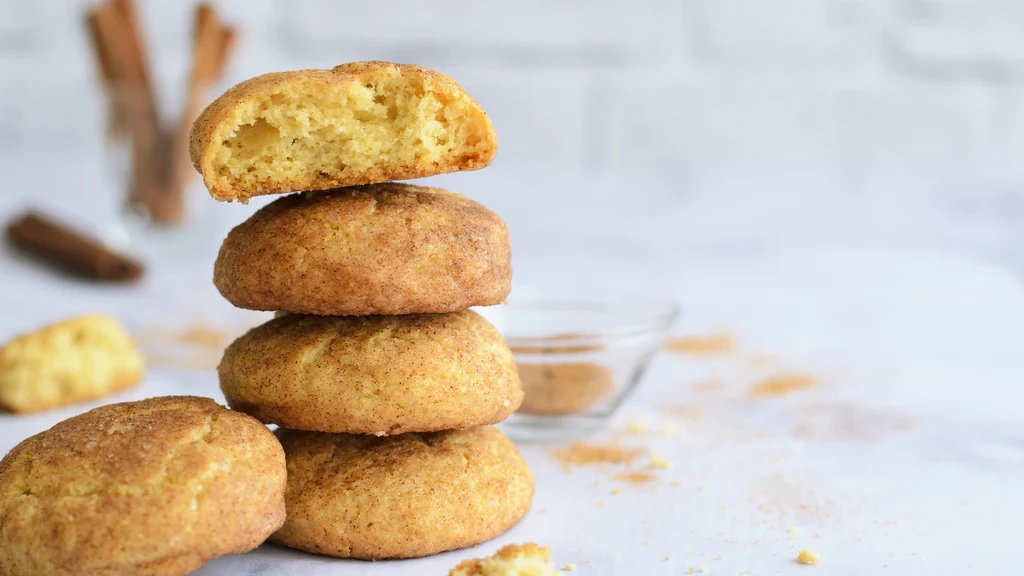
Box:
[2,0,1024,285]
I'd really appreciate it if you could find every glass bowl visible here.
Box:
[488,298,680,442]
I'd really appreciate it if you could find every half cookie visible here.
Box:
[219,311,523,435]
[190,61,498,202]
[0,397,286,576]
[214,184,511,316]
[271,426,534,559]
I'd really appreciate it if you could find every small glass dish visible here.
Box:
[492,298,680,442]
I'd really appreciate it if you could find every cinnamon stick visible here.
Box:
[111,0,156,127]
[215,26,238,81]
[85,10,128,138]
[6,212,144,282]
[167,3,227,214]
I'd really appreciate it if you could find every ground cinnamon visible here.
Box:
[6,211,144,282]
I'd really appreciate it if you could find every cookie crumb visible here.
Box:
[563,563,576,571]
[650,455,672,470]
[686,568,695,574]
[449,543,564,575]
[700,565,710,573]
[797,548,820,566]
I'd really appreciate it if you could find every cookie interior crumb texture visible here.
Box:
[450,543,564,576]
[0,314,145,413]
[797,548,821,565]
[191,61,497,202]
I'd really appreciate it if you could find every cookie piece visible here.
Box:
[0,396,286,576]
[271,426,534,559]
[0,314,144,413]
[214,184,511,315]
[219,310,522,435]
[190,61,498,202]
[450,543,564,576]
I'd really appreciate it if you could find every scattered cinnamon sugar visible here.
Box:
[669,404,703,421]
[172,324,234,349]
[549,442,645,472]
[663,333,737,356]
[748,373,819,398]
[613,471,658,486]
[137,321,241,370]
[690,377,725,395]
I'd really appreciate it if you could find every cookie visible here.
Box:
[213,184,511,316]
[271,426,534,559]
[190,61,498,202]
[0,314,144,413]
[219,310,522,435]
[450,543,564,576]
[0,396,286,576]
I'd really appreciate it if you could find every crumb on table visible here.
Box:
[797,548,820,566]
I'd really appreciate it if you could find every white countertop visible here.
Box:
[1,154,1022,574]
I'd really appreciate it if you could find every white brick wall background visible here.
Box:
[2,0,1023,263]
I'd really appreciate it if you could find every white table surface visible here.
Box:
[1,155,1023,574]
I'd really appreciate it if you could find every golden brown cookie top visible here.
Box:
[0,396,286,576]
[0,396,267,497]
[213,183,512,316]
[271,425,534,559]
[219,310,522,435]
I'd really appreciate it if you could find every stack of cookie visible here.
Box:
[190,62,534,560]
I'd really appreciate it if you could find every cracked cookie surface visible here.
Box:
[271,426,534,559]
[219,310,522,435]
[213,183,512,316]
[0,396,286,576]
